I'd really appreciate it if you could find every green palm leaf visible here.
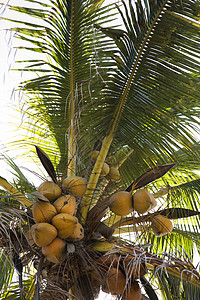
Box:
[0,251,14,298]
[7,0,115,172]
[100,2,199,152]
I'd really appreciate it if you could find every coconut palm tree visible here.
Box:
[1,0,200,299]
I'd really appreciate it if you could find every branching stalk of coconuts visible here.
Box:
[80,136,113,222]
[111,211,163,229]
[114,149,134,169]
[113,225,148,235]
[93,178,110,204]
[153,186,170,198]
[95,149,134,203]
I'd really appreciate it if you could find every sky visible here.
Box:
[0,3,21,179]
[0,1,46,186]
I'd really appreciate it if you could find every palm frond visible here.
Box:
[1,155,36,194]
[6,0,116,173]
[0,250,14,298]
[156,268,200,300]
[82,0,200,162]
[0,276,35,300]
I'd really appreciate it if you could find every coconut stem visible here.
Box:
[111,214,154,229]
[80,135,113,222]
[153,186,170,198]
[95,149,134,203]
[115,149,134,168]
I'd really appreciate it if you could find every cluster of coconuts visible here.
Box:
[95,253,146,300]
[109,189,173,237]
[89,150,120,181]
[29,176,87,264]
[89,149,173,237]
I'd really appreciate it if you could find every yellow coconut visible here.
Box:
[102,268,126,295]
[109,191,133,216]
[42,237,66,264]
[38,181,62,202]
[31,223,57,247]
[100,162,110,176]
[54,195,77,215]
[32,200,57,223]
[123,256,146,279]
[62,176,87,198]
[69,223,84,241]
[88,150,99,161]
[151,214,173,237]
[106,166,120,181]
[126,281,142,300]
[52,213,78,239]
[133,189,156,214]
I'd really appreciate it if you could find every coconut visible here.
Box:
[106,167,120,181]
[31,223,57,247]
[62,176,87,198]
[38,181,62,202]
[54,195,77,215]
[151,214,173,237]
[133,189,156,214]
[97,254,121,273]
[32,200,57,223]
[89,150,99,161]
[102,267,126,295]
[42,237,66,264]
[126,281,142,300]
[52,213,78,239]
[69,222,84,240]
[100,162,110,176]
[109,191,133,216]
[123,256,146,279]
